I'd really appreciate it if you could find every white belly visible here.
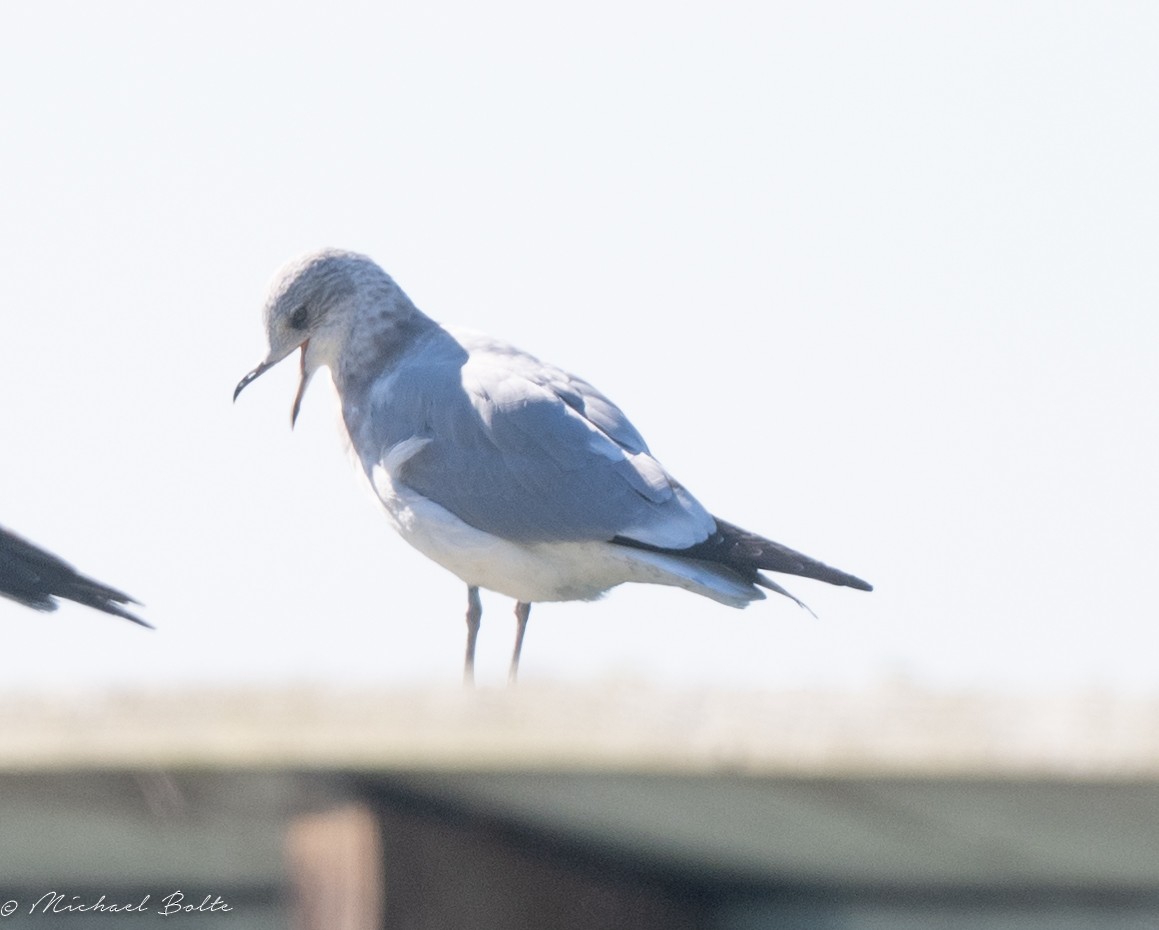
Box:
[369,462,760,607]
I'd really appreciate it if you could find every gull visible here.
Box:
[235,250,871,682]
[0,524,151,627]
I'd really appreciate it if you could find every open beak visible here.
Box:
[234,341,312,428]
[290,344,311,428]
[233,360,274,402]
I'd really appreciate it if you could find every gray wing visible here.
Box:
[361,331,714,547]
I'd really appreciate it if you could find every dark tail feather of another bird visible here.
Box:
[613,515,872,608]
[0,525,152,628]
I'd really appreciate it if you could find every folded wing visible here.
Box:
[361,331,715,550]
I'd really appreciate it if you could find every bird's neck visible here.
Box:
[333,292,441,396]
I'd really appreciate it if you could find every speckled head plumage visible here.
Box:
[234,249,408,425]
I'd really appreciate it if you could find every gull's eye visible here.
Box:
[288,305,309,330]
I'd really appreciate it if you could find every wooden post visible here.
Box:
[286,803,384,930]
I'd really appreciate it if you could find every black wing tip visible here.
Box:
[122,603,154,628]
[782,559,873,593]
[0,525,153,628]
[830,572,873,592]
[2,588,154,628]
[71,587,154,628]
[102,599,154,629]
[708,516,873,593]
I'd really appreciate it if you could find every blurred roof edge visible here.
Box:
[0,681,1155,778]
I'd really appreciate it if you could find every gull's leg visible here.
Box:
[509,601,531,684]
[464,586,482,685]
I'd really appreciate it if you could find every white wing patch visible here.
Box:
[382,436,433,477]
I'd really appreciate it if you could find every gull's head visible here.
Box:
[233,249,391,425]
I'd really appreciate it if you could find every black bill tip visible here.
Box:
[233,361,272,402]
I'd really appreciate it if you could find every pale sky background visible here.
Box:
[0,1,1155,692]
